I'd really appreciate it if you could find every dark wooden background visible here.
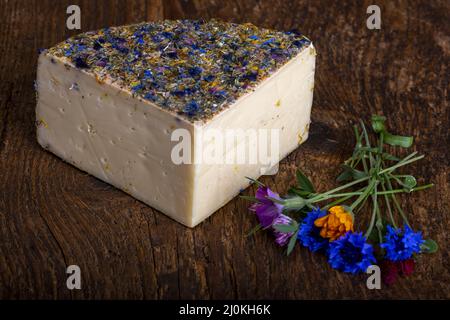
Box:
[0,0,448,299]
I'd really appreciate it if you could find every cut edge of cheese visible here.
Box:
[190,44,315,226]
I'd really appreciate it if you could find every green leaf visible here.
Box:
[296,169,315,193]
[288,187,312,198]
[273,223,298,233]
[336,170,352,182]
[383,132,413,148]
[337,165,367,182]
[382,153,400,161]
[422,239,438,253]
[371,115,386,133]
[286,231,298,256]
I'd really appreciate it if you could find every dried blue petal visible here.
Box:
[203,75,215,82]
[188,66,203,77]
[93,41,102,50]
[165,51,178,59]
[242,72,258,81]
[132,84,143,92]
[144,92,156,101]
[161,31,174,39]
[74,57,89,69]
[262,38,276,45]
[292,38,310,47]
[144,70,153,79]
[183,101,200,116]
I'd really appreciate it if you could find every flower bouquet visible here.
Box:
[243,115,438,285]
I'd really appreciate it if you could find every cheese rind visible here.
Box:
[36,20,316,227]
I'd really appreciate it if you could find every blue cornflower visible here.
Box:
[381,225,424,261]
[328,232,376,274]
[298,208,329,253]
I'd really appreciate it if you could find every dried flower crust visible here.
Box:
[47,19,311,122]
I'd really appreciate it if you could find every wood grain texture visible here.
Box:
[0,0,449,299]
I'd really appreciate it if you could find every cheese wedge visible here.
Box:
[36,20,316,227]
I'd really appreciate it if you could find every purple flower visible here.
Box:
[272,214,294,246]
[249,186,283,228]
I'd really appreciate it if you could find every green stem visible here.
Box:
[407,184,434,191]
[376,205,383,243]
[322,194,355,210]
[373,187,384,243]
[381,182,397,228]
[354,192,370,214]
[351,179,377,210]
[307,176,370,203]
[349,126,359,168]
[360,120,375,168]
[365,189,378,239]
[314,184,433,200]
[379,155,424,175]
[384,173,411,227]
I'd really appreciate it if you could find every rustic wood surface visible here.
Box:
[0,0,449,299]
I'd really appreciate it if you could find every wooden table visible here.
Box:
[0,0,448,299]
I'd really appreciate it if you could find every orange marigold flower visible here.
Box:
[314,206,354,241]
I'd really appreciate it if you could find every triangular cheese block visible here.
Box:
[36,19,315,227]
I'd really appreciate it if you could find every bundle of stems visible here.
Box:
[269,115,433,245]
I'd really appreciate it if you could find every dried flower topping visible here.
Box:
[46,19,311,121]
